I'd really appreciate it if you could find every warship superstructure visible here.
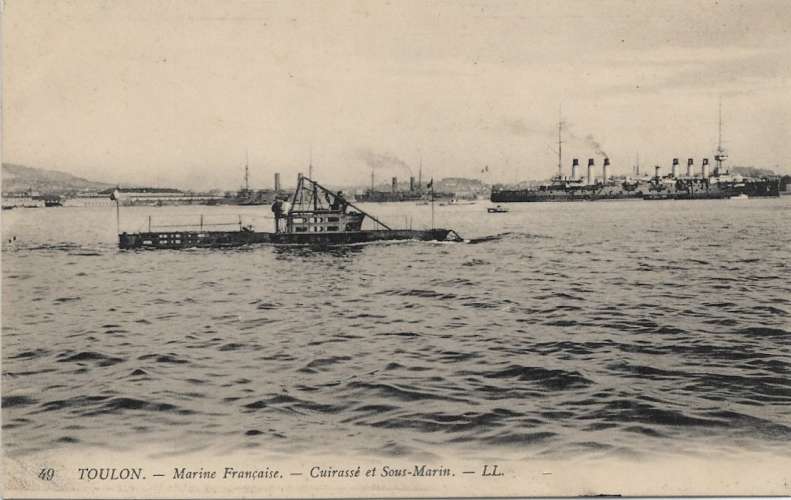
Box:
[355,175,453,202]
[217,158,288,206]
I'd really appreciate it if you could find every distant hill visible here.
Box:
[436,177,486,192]
[1,163,113,194]
[730,166,777,177]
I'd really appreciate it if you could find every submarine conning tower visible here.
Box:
[571,158,579,180]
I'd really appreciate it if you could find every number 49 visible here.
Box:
[38,468,55,481]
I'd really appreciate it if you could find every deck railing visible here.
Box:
[120,209,425,235]
[128,214,276,233]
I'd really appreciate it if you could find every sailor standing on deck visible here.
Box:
[280,198,291,231]
[330,191,347,213]
[271,198,283,232]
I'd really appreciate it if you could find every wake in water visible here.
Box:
[466,231,551,244]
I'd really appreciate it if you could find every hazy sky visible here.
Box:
[4,0,790,190]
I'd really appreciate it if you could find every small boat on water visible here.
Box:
[117,175,463,249]
[487,205,509,213]
[439,198,475,207]
[729,193,749,200]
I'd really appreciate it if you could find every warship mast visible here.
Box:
[243,149,250,191]
[309,146,314,180]
[557,106,564,178]
[418,151,423,190]
[714,97,728,175]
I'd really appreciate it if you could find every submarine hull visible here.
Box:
[118,229,461,250]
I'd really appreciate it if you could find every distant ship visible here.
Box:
[355,174,453,202]
[491,107,781,203]
[43,197,63,207]
[219,159,287,206]
[491,157,780,202]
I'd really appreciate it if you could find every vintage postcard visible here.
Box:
[2,0,790,498]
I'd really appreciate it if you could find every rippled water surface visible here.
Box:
[3,199,790,459]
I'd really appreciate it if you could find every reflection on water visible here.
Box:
[2,199,790,459]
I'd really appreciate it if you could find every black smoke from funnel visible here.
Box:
[584,134,608,158]
[356,149,413,176]
[563,120,609,159]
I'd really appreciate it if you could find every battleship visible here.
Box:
[491,157,781,202]
[356,175,424,202]
[355,171,454,203]
[215,158,287,206]
[117,175,462,249]
[491,107,781,203]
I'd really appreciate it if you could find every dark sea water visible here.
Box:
[2,198,790,460]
